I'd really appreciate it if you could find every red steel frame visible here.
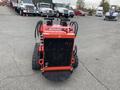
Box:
[38,24,76,72]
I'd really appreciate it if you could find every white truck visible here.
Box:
[10,0,39,16]
[96,7,103,17]
[36,2,54,17]
[17,0,39,16]
[53,3,74,18]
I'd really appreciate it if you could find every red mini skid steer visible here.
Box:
[32,17,79,81]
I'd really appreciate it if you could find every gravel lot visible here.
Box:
[0,6,120,90]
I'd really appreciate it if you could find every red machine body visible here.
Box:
[39,24,75,72]
[32,19,78,81]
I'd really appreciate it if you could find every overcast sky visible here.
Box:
[85,0,120,8]
[53,0,120,8]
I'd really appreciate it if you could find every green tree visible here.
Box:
[99,0,110,13]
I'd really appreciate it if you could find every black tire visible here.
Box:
[73,54,79,69]
[114,19,117,21]
[19,10,23,16]
[32,43,41,70]
[70,15,74,18]
[73,47,79,69]
[41,13,44,17]
[33,14,36,16]
[15,7,18,12]
[22,13,26,16]
[56,12,60,17]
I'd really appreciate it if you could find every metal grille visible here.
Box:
[26,5,34,12]
[70,12,73,14]
[49,10,52,13]
[44,39,74,67]
[64,10,68,14]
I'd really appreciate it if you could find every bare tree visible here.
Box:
[76,0,85,9]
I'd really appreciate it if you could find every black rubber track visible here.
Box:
[32,43,41,70]
[72,46,79,69]
[42,71,72,81]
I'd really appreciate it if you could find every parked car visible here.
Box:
[104,10,118,21]
[36,2,54,17]
[16,0,39,16]
[74,10,86,16]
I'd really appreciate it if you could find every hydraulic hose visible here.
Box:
[70,21,78,36]
[34,20,43,39]
[74,46,77,56]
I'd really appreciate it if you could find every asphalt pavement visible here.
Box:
[0,6,120,90]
